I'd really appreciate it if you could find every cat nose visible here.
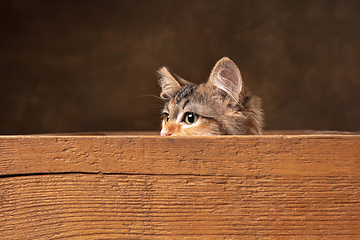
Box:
[160,129,172,136]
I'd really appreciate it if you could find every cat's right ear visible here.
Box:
[207,57,243,103]
[158,67,191,100]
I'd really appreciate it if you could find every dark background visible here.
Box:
[1,0,359,134]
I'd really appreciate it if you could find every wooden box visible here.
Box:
[1,131,359,239]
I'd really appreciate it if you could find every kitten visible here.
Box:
[158,57,263,136]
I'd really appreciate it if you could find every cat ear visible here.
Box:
[158,66,192,100]
[207,57,243,102]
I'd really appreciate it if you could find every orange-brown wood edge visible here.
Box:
[0,131,359,239]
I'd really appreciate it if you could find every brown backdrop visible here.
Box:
[1,0,359,134]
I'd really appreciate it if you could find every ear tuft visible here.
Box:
[158,67,181,100]
[158,67,192,100]
[207,57,243,102]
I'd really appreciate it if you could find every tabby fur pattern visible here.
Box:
[158,57,263,136]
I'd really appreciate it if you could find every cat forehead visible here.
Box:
[174,84,198,102]
[171,85,205,108]
[163,85,197,113]
[164,84,220,118]
[164,96,193,120]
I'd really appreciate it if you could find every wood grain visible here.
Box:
[0,132,359,239]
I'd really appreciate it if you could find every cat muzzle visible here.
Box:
[160,129,172,136]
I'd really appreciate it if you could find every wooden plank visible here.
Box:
[1,174,359,239]
[0,133,359,239]
[0,134,359,176]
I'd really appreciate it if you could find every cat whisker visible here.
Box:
[142,104,165,112]
[134,94,165,103]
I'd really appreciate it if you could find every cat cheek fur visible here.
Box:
[181,121,214,136]
[161,122,180,136]
[162,119,218,136]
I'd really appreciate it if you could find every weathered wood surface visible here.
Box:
[0,132,359,239]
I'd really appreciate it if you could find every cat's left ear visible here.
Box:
[158,67,192,100]
[207,57,243,102]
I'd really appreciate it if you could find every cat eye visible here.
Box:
[184,112,198,125]
[163,114,170,123]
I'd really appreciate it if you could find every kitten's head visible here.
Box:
[158,57,263,136]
